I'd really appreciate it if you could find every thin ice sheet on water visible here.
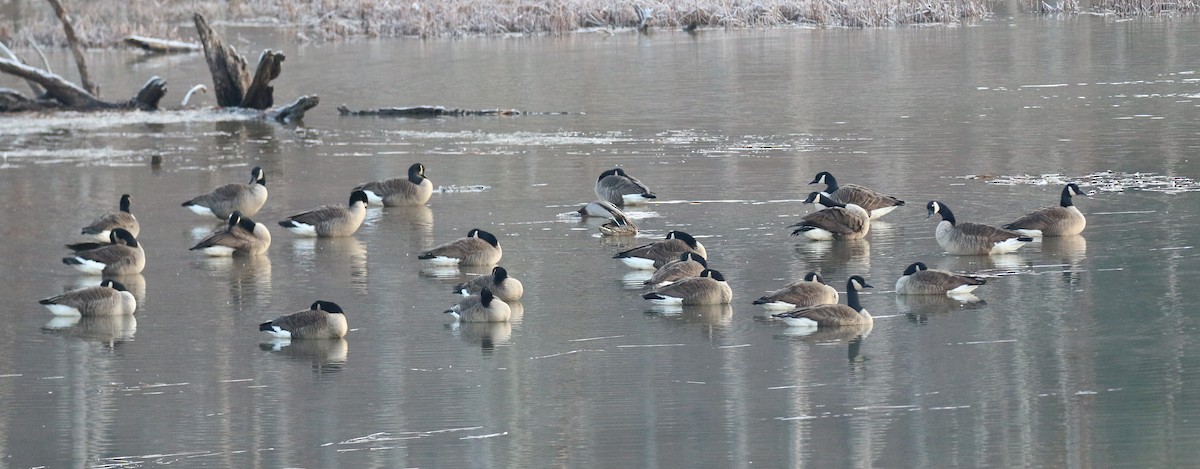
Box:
[958,171,1200,194]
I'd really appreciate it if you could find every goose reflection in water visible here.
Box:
[793,238,870,279]
[448,301,522,355]
[645,303,733,326]
[260,338,349,372]
[775,323,872,365]
[895,293,987,325]
[292,237,369,293]
[43,314,138,344]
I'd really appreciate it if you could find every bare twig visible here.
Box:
[46,0,99,96]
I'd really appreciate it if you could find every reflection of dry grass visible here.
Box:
[2,0,996,47]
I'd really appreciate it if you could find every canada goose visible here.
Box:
[278,190,369,238]
[190,211,272,256]
[576,200,639,236]
[1002,183,1087,237]
[642,269,733,305]
[753,271,840,310]
[595,168,657,206]
[445,288,512,322]
[419,228,503,266]
[454,266,524,302]
[643,252,708,287]
[895,261,986,295]
[39,279,136,316]
[810,171,905,219]
[790,192,870,240]
[182,166,268,219]
[614,230,707,270]
[259,300,348,339]
[772,276,873,327]
[62,228,145,275]
[600,214,638,237]
[354,162,434,207]
[927,201,1033,255]
[80,194,139,242]
[577,200,622,218]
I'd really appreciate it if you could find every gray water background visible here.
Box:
[1,14,1199,468]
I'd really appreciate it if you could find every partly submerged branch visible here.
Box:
[336,104,574,117]
[0,57,102,108]
[123,35,203,54]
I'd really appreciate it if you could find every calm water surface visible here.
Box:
[2,15,1200,468]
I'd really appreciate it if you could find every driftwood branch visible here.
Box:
[337,105,577,118]
[337,105,531,117]
[124,35,202,54]
[0,57,102,108]
[194,13,248,107]
[268,95,320,123]
[47,0,98,96]
[0,58,164,111]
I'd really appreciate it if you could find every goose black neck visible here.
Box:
[845,280,863,311]
[1060,186,1074,207]
[939,205,957,225]
[824,174,839,192]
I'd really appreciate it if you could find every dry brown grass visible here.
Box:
[1,0,1192,48]
[0,0,997,47]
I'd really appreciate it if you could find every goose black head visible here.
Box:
[227,211,243,228]
[665,230,699,248]
[250,166,266,185]
[701,269,726,282]
[349,190,370,206]
[119,194,132,213]
[680,251,707,267]
[902,262,928,276]
[112,228,138,247]
[311,300,345,314]
[491,266,509,282]
[598,168,623,182]
[480,288,495,306]
[809,171,837,189]
[469,229,500,247]
[408,163,427,183]
[237,214,260,232]
[848,275,873,290]
[101,279,128,292]
[1062,183,1086,206]
[803,271,825,283]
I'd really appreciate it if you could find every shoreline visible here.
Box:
[3,0,993,48]
[1,0,1197,49]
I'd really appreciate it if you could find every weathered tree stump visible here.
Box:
[194,14,289,111]
[194,13,249,108]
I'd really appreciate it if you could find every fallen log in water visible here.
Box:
[124,35,203,54]
[0,58,165,111]
[337,105,575,118]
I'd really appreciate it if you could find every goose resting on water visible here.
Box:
[1002,183,1087,237]
[926,200,1032,255]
